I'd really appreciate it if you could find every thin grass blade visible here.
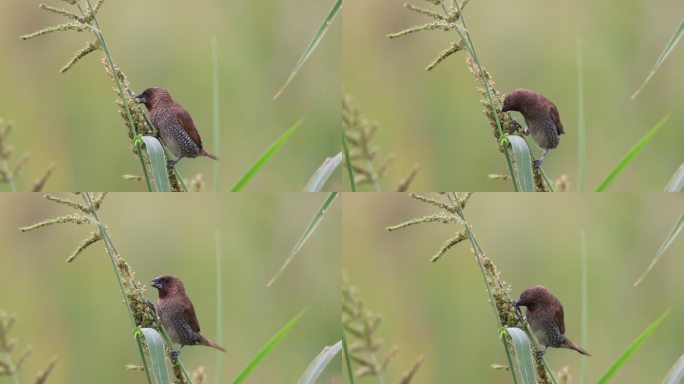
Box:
[215,229,223,384]
[141,136,170,192]
[212,37,221,192]
[577,39,586,191]
[503,135,535,192]
[596,309,671,384]
[500,327,536,384]
[342,334,355,384]
[580,230,588,384]
[232,309,307,384]
[298,340,342,384]
[631,20,684,100]
[137,327,170,384]
[634,211,684,287]
[304,152,342,192]
[665,162,684,192]
[595,116,669,192]
[230,118,302,192]
[267,192,338,287]
[341,130,356,191]
[273,0,341,100]
[663,353,684,384]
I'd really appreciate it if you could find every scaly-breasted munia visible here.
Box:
[151,275,225,359]
[515,285,589,359]
[135,87,218,169]
[502,89,565,168]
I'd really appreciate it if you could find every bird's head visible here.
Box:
[135,87,171,109]
[516,285,555,312]
[502,88,534,113]
[151,274,185,298]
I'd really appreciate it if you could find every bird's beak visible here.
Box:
[151,279,162,289]
[511,299,520,308]
[134,92,144,102]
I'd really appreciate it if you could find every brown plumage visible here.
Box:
[515,285,589,359]
[135,87,218,169]
[502,88,565,168]
[151,275,225,359]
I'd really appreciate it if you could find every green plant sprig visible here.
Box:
[0,119,55,192]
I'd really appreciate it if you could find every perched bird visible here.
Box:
[151,275,225,359]
[515,285,589,360]
[135,87,218,169]
[502,89,565,168]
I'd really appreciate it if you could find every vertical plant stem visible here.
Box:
[577,40,586,192]
[580,230,588,384]
[135,333,154,384]
[342,334,355,384]
[82,0,152,192]
[341,131,356,191]
[215,229,223,383]
[212,37,221,192]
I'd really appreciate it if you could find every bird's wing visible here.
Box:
[175,106,203,148]
[555,303,566,335]
[183,300,201,333]
[549,103,565,135]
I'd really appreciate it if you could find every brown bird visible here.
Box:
[135,87,218,169]
[502,89,565,168]
[515,285,589,360]
[151,275,225,359]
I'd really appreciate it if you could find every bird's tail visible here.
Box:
[563,337,590,356]
[202,149,219,160]
[199,335,226,352]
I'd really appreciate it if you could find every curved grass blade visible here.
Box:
[500,327,536,384]
[596,309,671,384]
[503,135,535,192]
[304,152,342,192]
[273,0,342,100]
[341,130,356,191]
[664,353,684,384]
[595,115,669,192]
[230,118,302,191]
[634,211,684,287]
[233,309,307,384]
[141,136,170,192]
[342,335,355,384]
[136,327,170,384]
[267,192,338,287]
[631,20,684,100]
[665,162,684,192]
[298,340,342,384]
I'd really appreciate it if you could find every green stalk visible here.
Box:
[82,0,152,192]
[580,230,588,384]
[212,37,221,192]
[577,40,586,192]
[341,130,356,191]
[215,229,223,383]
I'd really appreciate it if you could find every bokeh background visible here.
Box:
[343,0,684,191]
[343,193,684,382]
[0,193,341,383]
[0,0,340,191]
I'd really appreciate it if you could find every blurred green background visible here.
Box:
[0,0,340,191]
[343,0,684,191]
[343,193,684,382]
[0,193,341,383]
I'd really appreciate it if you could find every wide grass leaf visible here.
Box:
[273,0,341,100]
[233,309,307,383]
[141,136,170,192]
[137,327,170,384]
[230,118,302,191]
[632,20,684,100]
[503,135,534,192]
[298,340,342,384]
[268,192,338,287]
[665,162,684,192]
[634,212,684,287]
[500,327,536,384]
[304,152,342,192]
[664,353,684,384]
[595,116,669,192]
[596,309,671,384]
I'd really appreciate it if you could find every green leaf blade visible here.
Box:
[664,353,684,384]
[504,136,535,192]
[304,153,342,192]
[139,327,171,384]
[595,116,669,192]
[141,136,171,192]
[634,212,684,286]
[230,118,302,192]
[298,340,342,384]
[631,20,684,100]
[501,327,536,384]
[665,162,684,192]
[232,309,307,384]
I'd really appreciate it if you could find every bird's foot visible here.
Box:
[166,159,178,170]
[532,159,542,169]
[143,299,157,317]
[508,119,523,134]
[535,350,546,361]
[170,350,180,361]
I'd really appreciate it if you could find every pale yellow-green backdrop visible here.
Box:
[0,0,340,191]
[343,0,684,191]
[342,193,684,382]
[0,193,341,383]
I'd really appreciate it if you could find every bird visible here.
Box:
[135,87,218,169]
[502,89,565,168]
[515,285,589,360]
[150,275,225,359]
